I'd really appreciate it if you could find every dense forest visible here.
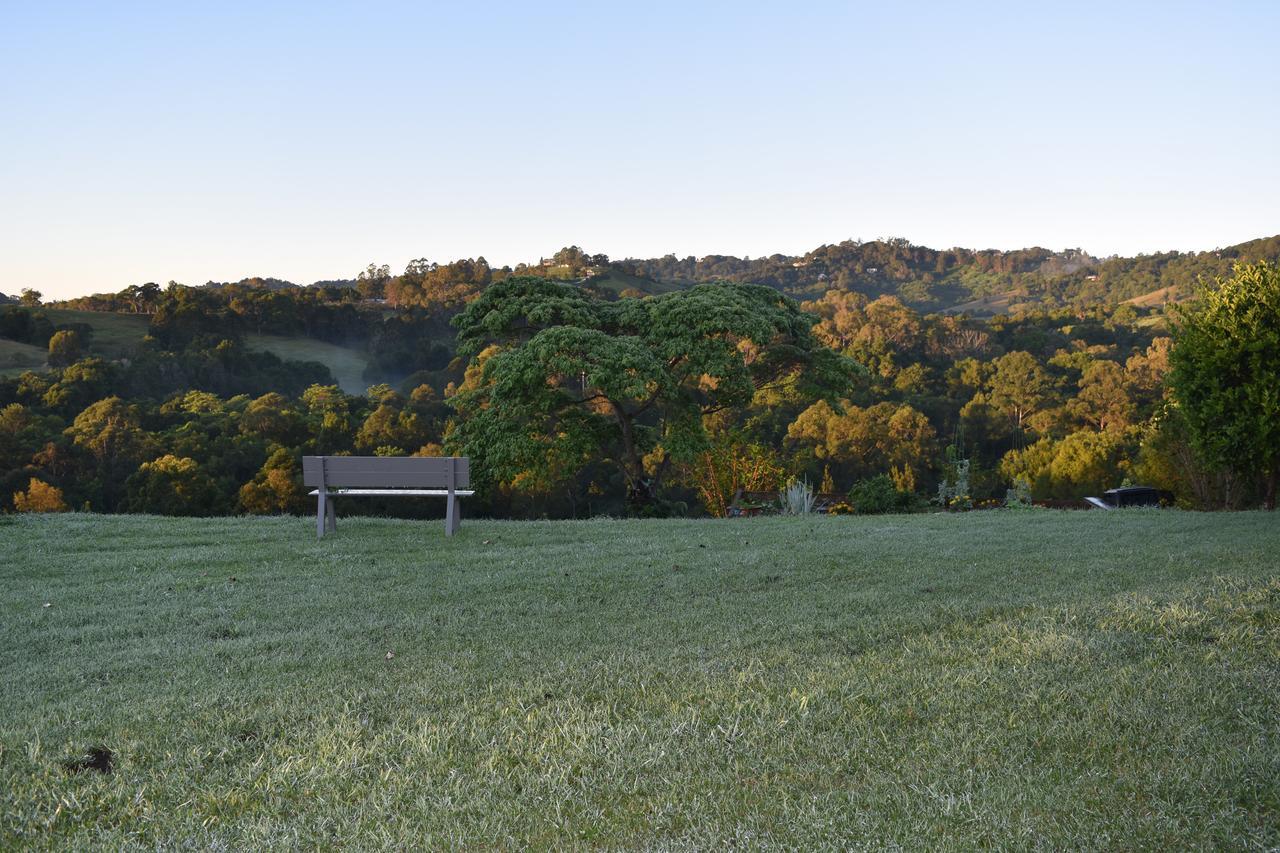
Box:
[2,235,1278,518]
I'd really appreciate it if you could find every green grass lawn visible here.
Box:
[2,511,1277,848]
[245,334,372,394]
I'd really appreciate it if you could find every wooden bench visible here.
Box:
[302,456,473,539]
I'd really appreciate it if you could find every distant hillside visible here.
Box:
[204,276,301,291]
[34,234,1280,318]
[0,337,46,377]
[244,334,372,394]
[1123,286,1189,309]
[581,270,682,298]
[40,308,150,359]
[203,276,358,291]
[15,308,388,393]
[619,235,1280,313]
[332,234,1278,313]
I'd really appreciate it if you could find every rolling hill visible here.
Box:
[0,338,46,377]
[244,334,372,395]
[5,308,384,394]
[40,309,150,359]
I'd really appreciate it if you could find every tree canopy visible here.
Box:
[6,236,1280,516]
[449,278,861,509]
[1169,262,1280,509]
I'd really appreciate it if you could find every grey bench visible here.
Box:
[302,456,473,538]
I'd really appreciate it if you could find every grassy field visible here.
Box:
[244,334,371,394]
[586,271,683,298]
[40,309,150,359]
[0,338,47,378]
[18,311,372,392]
[2,511,1277,848]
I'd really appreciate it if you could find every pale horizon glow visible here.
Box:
[2,1,1278,300]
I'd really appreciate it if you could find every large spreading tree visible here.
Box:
[448,277,860,509]
[1169,261,1280,509]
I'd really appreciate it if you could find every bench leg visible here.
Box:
[326,497,337,533]
[445,492,460,536]
[317,491,328,539]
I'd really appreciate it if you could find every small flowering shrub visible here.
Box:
[1005,477,1034,509]
[849,475,918,514]
[935,455,972,511]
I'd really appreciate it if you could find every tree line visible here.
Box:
[17,234,1277,316]
[2,259,1277,517]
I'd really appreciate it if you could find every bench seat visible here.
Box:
[309,489,476,497]
[303,456,471,538]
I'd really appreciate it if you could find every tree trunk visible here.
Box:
[612,404,655,510]
[1265,467,1278,511]
[626,479,657,508]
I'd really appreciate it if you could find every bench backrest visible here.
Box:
[302,456,470,489]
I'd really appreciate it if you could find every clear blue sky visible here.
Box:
[3,1,1277,299]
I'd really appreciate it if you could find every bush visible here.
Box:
[848,475,917,515]
[13,478,68,513]
[935,451,973,511]
[1005,477,1034,509]
[48,329,87,368]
